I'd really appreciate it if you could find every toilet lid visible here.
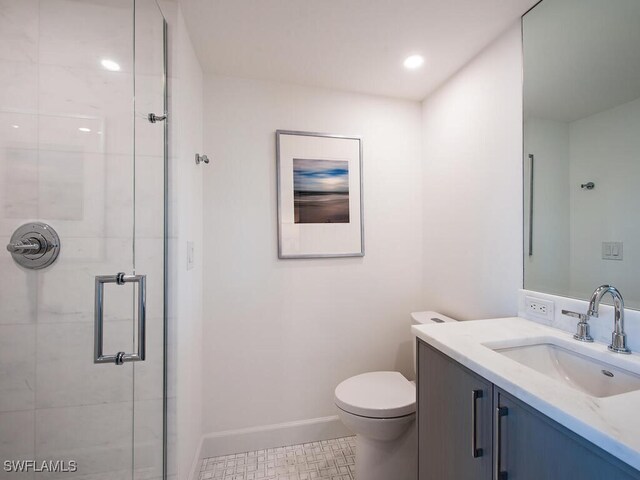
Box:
[334,371,416,418]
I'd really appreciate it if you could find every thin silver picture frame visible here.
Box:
[276,130,365,259]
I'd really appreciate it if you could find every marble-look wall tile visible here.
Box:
[0,410,35,480]
[0,61,38,112]
[37,238,133,324]
[35,402,132,479]
[38,0,133,73]
[0,0,38,64]
[36,151,105,238]
[134,238,164,319]
[0,240,37,325]
[133,398,164,480]
[0,324,36,412]
[38,64,133,156]
[36,321,133,409]
[1,151,135,241]
[0,113,39,225]
[134,0,165,78]
[105,154,135,239]
[38,150,84,221]
[0,112,37,149]
[1,149,38,220]
[132,315,164,401]
[135,77,165,158]
[135,157,164,239]
[37,115,105,156]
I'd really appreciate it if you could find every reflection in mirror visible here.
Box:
[523,0,640,309]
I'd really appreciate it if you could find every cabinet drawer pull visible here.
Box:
[471,389,483,458]
[494,406,508,480]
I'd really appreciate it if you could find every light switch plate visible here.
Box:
[602,241,623,261]
[187,241,195,270]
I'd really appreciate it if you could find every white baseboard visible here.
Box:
[193,415,352,473]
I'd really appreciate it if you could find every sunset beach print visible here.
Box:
[293,158,350,223]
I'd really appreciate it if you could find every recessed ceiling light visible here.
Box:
[403,54,424,70]
[78,127,91,132]
[11,125,19,129]
[101,59,121,72]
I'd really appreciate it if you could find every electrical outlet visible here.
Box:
[525,296,554,320]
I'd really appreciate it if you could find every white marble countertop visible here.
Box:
[412,317,640,471]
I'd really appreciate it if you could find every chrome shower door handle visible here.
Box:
[94,272,146,365]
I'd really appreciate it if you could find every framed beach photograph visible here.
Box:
[276,130,364,259]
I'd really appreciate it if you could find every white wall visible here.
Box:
[160,2,204,479]
[201,75,424,435]
[421,23,523,320]
[523,117,570,295]
[568,96,640,307]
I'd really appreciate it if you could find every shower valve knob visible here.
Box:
[6,222,60,270]
[7,239,42,254]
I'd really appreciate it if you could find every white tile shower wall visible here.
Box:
[158,1,205,479]
[0,0,134,476]
[420,23,523,320]
[202,76,423,435]
[0,0,168,478]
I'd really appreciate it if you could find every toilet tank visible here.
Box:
[411,311,457,375]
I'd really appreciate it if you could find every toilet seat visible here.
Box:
[334,371,415,419]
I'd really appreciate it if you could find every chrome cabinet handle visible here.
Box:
[494,406,508,480]
[94,272,146,365]
[471,389,483,458]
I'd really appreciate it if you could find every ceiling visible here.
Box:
[180,0,538,101]
[524,0,640,122]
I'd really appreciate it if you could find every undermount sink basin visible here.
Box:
[493,343,640,398]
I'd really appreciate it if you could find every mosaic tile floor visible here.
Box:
[199,436,356,480]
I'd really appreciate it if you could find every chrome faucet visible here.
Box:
[562,309,593,342]
[587,285,631,354]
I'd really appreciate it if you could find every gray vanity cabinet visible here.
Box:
[418,341,493,480]
[417,339,640,480]
[494,388,640,480]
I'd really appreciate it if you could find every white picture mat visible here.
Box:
[277,132,363,257]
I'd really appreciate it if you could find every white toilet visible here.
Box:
[334,311,457,480]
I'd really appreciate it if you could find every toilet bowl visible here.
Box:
[334,311,457,480]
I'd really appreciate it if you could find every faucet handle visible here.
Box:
[561,309,588,322]
[562,310,594,342]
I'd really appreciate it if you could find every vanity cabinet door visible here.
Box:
[494,388,640,480]
[417,340,493,480]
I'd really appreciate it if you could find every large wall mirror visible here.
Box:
[523,0,640,309]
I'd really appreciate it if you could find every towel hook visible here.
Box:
[195,153,210,165]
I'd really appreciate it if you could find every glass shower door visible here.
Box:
[132,1,167,479]
[0,1,166,479]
